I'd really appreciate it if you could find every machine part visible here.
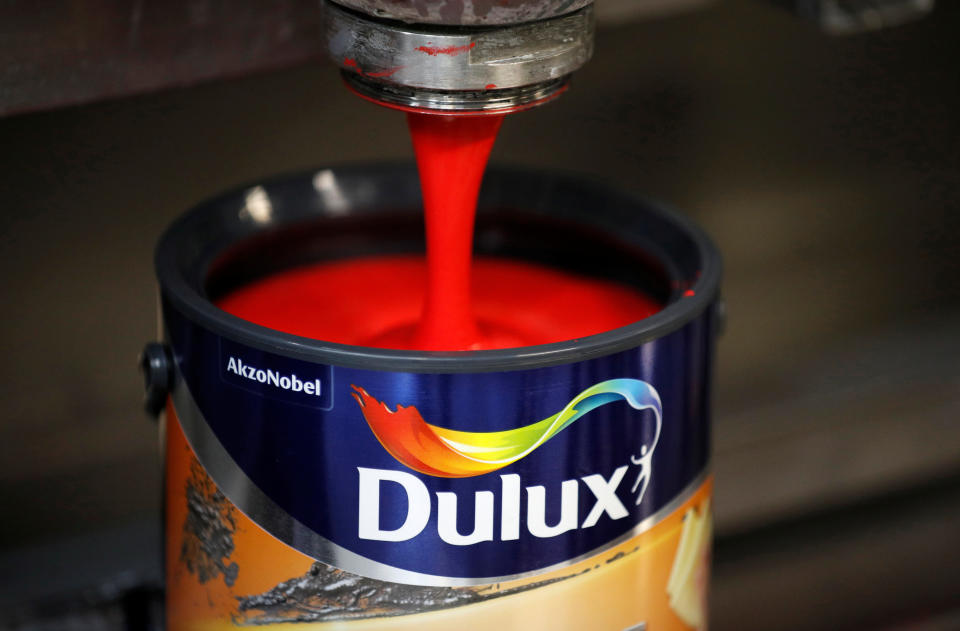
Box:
[323,0,593,111]
[0,0,936,117]
[0,0,701,118]
[328,0,592,25]
[343,75,569,113]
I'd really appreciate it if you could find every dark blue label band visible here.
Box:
[165,299,713,583]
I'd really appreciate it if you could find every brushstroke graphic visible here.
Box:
[351,379,661,501]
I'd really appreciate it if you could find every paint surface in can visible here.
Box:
[216,255,662,350]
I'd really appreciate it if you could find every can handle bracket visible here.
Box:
[140,342,173,418]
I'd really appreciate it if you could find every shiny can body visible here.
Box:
[154,165,721,630]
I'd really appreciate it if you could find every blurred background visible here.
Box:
[0,0,958,629]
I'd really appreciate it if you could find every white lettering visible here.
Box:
[226,357,322,397]
[500,474,521,541]
[357,468,430,542]
[581,466,629,528]
[357,458,651,545]
[267,369,280,387]
[527,480,578,538]
[437,491,494,545]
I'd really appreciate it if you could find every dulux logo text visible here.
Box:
[351,379,662,546]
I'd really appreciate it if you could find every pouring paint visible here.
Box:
[148,158,720,630]
[408,112,504,350]
[220,111,660,352]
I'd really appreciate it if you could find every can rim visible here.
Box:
[155,163,722,373]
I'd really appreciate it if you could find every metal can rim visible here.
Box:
[154,163,722,373]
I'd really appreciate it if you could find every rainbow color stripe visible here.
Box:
[351,379,662,478]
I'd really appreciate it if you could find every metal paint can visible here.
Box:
[145,164,721,630]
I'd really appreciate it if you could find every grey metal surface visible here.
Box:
[324,1,594,98]
[328,0,593,25]
[342,74,571,111]
[0,0,713,118]
[0,0,325,118]
[0,0,935,118]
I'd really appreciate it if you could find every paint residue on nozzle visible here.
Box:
[343,57,403,79]
[367,67,403,78]
[415,42,476,56]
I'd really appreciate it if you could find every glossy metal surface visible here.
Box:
[342,74,570,112]
[328,0,592,25]
[324,1,594,100]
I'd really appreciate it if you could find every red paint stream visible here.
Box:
[407,112,502,349]
[218,113,661,350]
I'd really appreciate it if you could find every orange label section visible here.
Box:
[165,402,712,631]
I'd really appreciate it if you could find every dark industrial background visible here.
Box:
[1,0,958,629]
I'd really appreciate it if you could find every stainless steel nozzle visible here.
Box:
[323,0,595,113]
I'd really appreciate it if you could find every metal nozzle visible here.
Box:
[323,0,594,113]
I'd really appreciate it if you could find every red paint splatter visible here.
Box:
[415,42,476,57]
[684,289,696,297]
[343,57,359,71]
[484,84,497,90]
[366,66,403,78]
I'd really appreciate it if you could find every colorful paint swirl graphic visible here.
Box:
[351,379,662,494]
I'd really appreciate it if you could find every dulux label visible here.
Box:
[358,464,643,545]
[166,299,712,582]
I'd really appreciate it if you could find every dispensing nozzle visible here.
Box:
[322,0,595,114]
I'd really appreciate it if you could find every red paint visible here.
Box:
[342,59,402,79]
[217,255,660,350]
[405,112,505,349]
[217,95,660,351]
[415,42,476,57]
[684,289,695,297]
[484,84,497,90]
[366,67,403,78]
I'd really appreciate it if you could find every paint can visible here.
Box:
[143,163,721,630]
